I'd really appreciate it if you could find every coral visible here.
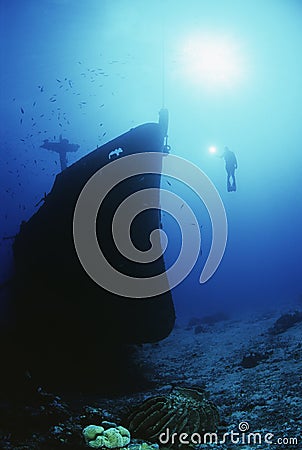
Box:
[83,425,105,442]
[269,311,302,335]
[83,424,130,449]
[124,386,219,447]
[127,443,159,450]
[187,312,229,329]
[240,351,272,369]
[186,317,202,328]
[194,325,204,334]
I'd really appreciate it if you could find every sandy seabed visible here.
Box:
[1,306,301,449]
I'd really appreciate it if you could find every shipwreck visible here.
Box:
[12,121,175,390]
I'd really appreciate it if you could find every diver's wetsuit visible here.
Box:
[223,148,237,192]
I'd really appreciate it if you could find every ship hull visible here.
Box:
[12,123,175,390]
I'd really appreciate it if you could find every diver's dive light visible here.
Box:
[209,146,217,154]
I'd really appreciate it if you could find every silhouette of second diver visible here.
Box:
[220,146,238,192]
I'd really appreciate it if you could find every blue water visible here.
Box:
[1,0,302,328]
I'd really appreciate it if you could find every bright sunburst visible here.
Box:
[180,34,243,88]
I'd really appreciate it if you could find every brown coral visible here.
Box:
[124,386,219,446]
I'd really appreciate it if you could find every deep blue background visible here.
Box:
[1,0,302,326]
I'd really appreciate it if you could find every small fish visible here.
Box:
[102,132,106,137]
[56,79,61,83]
[20,118,23,124]
[180,203,184,209]
[99,123,103,126]
[59,123,62,127]
[40,114,44,117]
[68,80,72,87]
[166,180,172,186]
[33,101,36,107]
[20,139,25,141]
[50,98,56,102]
[20,107,24,114]
[34,160,37,164]
[100,104,104,108]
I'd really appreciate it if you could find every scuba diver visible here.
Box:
[221,146,238,192]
